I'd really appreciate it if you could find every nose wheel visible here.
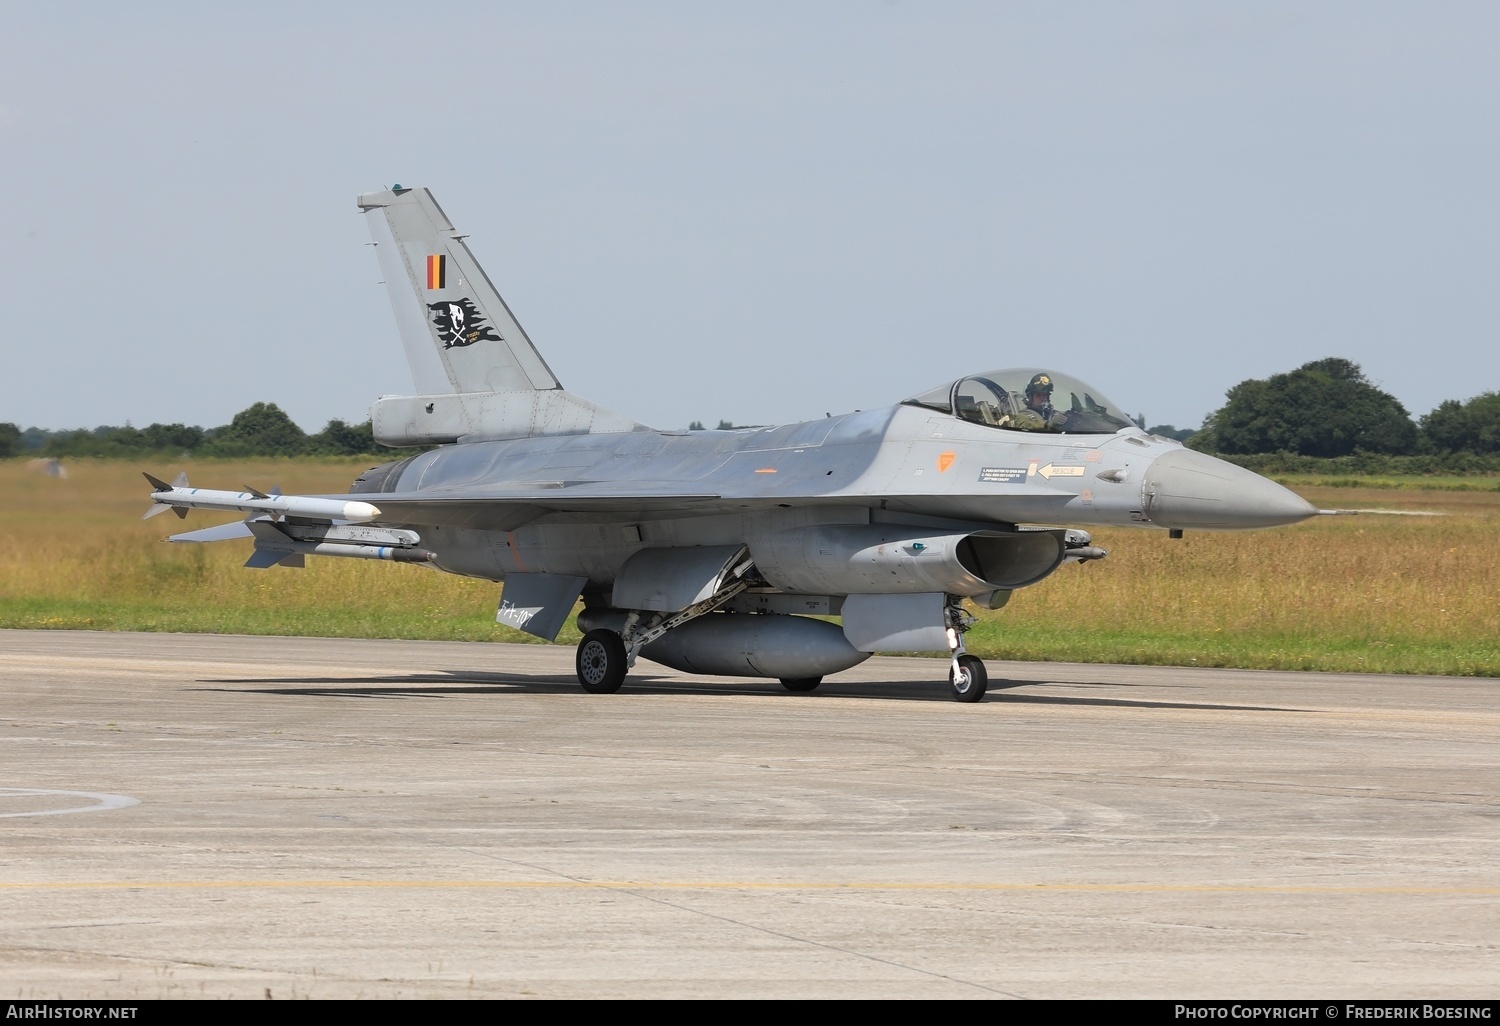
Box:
[576,629,628,693]
[949,654,988,702]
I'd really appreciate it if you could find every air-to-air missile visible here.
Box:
[143,472,382,523]
[143,472,432,568]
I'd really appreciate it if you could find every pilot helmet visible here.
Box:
[1026,373,1054,397]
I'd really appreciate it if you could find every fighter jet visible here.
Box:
[146,186,1319,702]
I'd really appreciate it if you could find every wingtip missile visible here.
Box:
[140,473,383,524]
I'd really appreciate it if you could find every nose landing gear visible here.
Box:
[945,599,987,702]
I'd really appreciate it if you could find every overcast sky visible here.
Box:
[2,1,1496,435]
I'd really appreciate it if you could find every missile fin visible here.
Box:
[143,472,172,492]
[247,520,292,543]
[244,548,289,569]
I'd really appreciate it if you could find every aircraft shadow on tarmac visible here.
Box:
[192,671,1303,712]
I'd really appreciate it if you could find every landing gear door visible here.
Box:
[612,544,750,612]
[841,593,949,653]
[498,573,588,640]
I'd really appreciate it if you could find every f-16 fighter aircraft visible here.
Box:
[146,186,1319,702]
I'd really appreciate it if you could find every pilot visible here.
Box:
[1012,373,1066,430]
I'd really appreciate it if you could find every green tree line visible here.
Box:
[0,402,381,459]
[5,361,1496,466]
[1189,357,1500,460]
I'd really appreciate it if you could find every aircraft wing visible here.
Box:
[148,473,1075,536]
[359,480,1077,531]
[145,472,726,527]
[364,487,725,531]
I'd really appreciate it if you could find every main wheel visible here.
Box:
[949,654,987,703]
[780,677,822,692]
[576,629,628,694]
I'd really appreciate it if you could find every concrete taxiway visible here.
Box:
[1,629,1496,999]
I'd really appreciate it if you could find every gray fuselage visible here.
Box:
[352,401,1312,597]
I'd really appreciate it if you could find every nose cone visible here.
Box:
[1143,448,1317,530]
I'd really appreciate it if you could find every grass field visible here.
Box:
[1,458,1496,676]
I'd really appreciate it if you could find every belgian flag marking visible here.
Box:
[426,254,446,290]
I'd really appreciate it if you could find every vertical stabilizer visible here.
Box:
[358,187,560,395]
[358,186,645,445]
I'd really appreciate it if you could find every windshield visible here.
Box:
[903,368,1134,435]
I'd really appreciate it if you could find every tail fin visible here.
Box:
[358,186,559,394]
[357,186,643,445]
[141,471,190,519]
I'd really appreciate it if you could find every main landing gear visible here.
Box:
[576,629,628,694]
[573,552,757,694]
[573,587,988,703]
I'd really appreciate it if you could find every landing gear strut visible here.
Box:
[945,599,986,703]
[572,550,758,693]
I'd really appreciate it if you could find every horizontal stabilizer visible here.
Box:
[245,548,303,569]
[169,521,256,544]
[245,547,286,568]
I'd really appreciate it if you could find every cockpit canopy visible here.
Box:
[903,368,1135,435]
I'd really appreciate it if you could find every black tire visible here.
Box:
[576,629,628,694]
[780,677,822,692]
[949,654,987,703]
